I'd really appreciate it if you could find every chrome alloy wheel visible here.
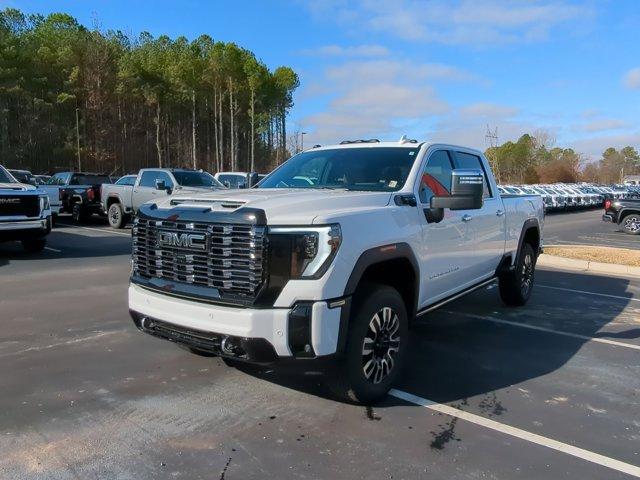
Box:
[361,307,400,384]
[521,252,534,296]
[624,216,640,233]
[109,205,120,225]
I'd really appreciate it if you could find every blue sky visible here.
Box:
[8,0,640,159]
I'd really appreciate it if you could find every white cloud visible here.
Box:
[459,102,520,118]
[569,132,640,159]
[299,59,459,144]
[305,0,591,46]
[300,44,390,58]
[578,118,630,133]
[428,102,536,150]
[623,67,640,90]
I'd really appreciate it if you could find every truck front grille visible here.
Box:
[132,217,267,300]
[0,195,40,217]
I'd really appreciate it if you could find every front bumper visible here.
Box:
[128,283,343,363]
[602,213,614,223]
[0,216,51,241]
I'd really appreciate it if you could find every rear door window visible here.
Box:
[453,151,492,199]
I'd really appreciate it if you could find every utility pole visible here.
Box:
[301,131,307,153]
[75,108,81,171]
[485,124,499,184]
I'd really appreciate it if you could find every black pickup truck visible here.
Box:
[603,198,640,235]
[41,172,112,223]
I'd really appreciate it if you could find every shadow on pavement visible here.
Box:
[232,270,633,407]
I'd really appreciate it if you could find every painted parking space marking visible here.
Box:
[0,330,125,358]
[441,310,640,351]
[390,389,640,478]
[58,225,131,237]
[538,284,639,303]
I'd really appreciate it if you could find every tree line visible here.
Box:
[0,8,299,175]
[485,133,640,185]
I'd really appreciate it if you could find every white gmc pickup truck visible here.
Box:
[128,139,544,403]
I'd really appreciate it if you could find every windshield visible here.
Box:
[173,171,224,187]
[259,147,419,191]
[0,166,16,183]
[70,174,111,185]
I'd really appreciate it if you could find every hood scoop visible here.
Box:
[170,198,246,210]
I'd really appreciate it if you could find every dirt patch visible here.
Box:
[545,246,640,267]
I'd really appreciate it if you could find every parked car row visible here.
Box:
[497,183,639,212]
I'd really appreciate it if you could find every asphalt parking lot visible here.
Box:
[1,214,639,479]
[545,209,640,250]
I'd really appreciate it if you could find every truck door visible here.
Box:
[417,149,473,304]
[451,150,506,281]
[132,171,174,210]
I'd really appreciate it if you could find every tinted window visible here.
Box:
[419,150,453,204]
[69,174,111,185]
[218,174,246,188]
[453,152,492,198]
[115,175,136,186]
[259,147,419,191]
[173,171,223,187]
[139,171,173,188]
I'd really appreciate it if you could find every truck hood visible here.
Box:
[151,188,393,224]
[0,182,36,191]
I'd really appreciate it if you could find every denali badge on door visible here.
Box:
[157,231,207,250]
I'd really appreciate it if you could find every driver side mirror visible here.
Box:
[155,179,172,194]
[425,169,484,223]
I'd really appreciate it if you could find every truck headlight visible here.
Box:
[268,224,341,279]
[39,195,49,212]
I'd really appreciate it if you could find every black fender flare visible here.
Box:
[335,243,420,354]
[515,218,541,266]
[617,208,640,224]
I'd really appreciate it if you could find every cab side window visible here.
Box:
[419,150,453,205]
[139,171,173,188]
[453,152,492,199]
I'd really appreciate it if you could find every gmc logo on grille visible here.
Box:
[157,231,207,250]
[0,198,21,204]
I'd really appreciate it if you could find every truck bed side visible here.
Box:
[501,194,544,257]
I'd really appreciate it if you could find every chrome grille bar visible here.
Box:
[132,217,266,298]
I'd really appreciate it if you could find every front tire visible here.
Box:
[621,214,640,235]
[499,243,536,306]
[107,203,128,229]
[328,284,409,404]
[22,238,46,253]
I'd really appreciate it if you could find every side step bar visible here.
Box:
[415,277,497,318]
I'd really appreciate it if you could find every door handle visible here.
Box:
[462,214,472,222]
[496,209,505,217]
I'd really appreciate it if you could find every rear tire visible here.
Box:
[327,284,409,404]
[108,202,128,229]
[22,238,46,253]
[621,214,640,235]
[499,243,536,306]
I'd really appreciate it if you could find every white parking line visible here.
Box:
[44,246,61,253]
[538,284,640,303]
[389,388,640,478]
[0,330,124,358]
[61,225,131,237]
[441,310,640,351]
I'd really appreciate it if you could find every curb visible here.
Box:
[538,253,640,278]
